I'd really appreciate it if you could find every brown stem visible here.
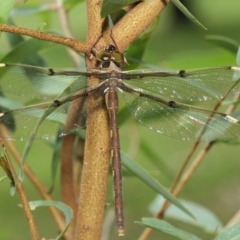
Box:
[109,0,171,52]
[55,0,81,66]
[74,77,110,239]
[225,208,240,228]
[60,95,87,238]
[0,139,39,240]
[86,0,105,48]
[0,125,71,239]
[0,24,88,53]
[139,91,240,240]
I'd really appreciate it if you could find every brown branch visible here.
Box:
[109,0,171,52]
[86,0,105,48]
[71,1,172,238]
[0,24,88,54]
[1,1,171,239]
[0,138,39,240]
[225,208,240,228]
[60,95,87,238]
[0,125,71,239]
[54,0,81,66]
[139,91,240,240]
[74,83,110,239]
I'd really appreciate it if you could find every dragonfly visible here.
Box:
[1,45,240,236]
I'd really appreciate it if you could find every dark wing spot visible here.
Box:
[179,70,185,77]
[48,68,55,75]
[53,100,61,106]
[168,101,177,108]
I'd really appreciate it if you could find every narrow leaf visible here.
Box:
[171,0,207,30]
[28,200,73,240]
[140,141,174,179]
[150,195,223,233]
[136,218,201,240]
[121,153,194,218]
[0,176,7,182]
[215,221,240,240]
[20,104,61,179]
[125,19,158,70]
[108,0,139,4]
[0,0,15,24]
[205,35,239,55]
[101,0,140,17]
[101,0,125,17]
[63,0,83,10]
[0,96,23,109]
[118,106,131,126]
[11,4,49,16]
[1,37,53,63]
[237,46,240,67]
[47,133,62,193]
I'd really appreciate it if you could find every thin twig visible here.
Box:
[0,24,88,53]
[225,208,240,228]
[139,89,240,240]
[0,125,71,239]
[0,138,39,240]
[108,0,171,52]
[55,0,81,66]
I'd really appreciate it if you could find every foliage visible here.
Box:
[0,1,240,240]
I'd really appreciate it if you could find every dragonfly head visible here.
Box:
[95,45,126,70]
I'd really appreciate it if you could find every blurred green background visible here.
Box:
[0,1,240,239]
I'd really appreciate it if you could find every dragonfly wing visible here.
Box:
[0,63,88,100]
[122,90,240,141]
[0,95,88,140]
[122,67,240,101]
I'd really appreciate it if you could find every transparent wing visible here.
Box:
[0,94,88,140]
[122,90,240,141]
[122,66,240,101]
[0,63,89,100]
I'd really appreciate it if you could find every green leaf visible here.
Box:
[28,200,73,240]
[101,0,126,17]
[108,0,139,4]
[0,176,7,182]
[63,0,83,10]
[140,141,174,179]
[125,19,158,70]
[0,96,23,109]
[6,18,24,47]
[11,4,49,16]
[0,0,15,24]
[20,102,63,179]
[3,19,46,66]
[0,37,53,63]
[205,35,239,55]
[215,221,240,240]
[171,0,207,30]
[101,0,139,17]
[136,218,202,240]
[47,134,62,193]
[121,153,194,219]
[237,46,240,67]
[118,106,131,126]
[150,195,223,233]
